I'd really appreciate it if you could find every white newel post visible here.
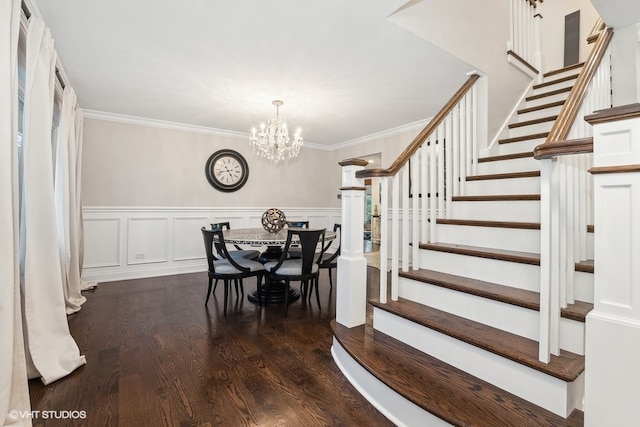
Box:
[584,104,640,427]
[336,159,369,327]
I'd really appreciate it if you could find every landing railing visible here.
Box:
[353,74,481,304]
[533,26,613,362]
[508,0,542,75]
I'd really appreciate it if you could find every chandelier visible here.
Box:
[250,100,303,162]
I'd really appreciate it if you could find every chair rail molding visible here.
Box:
[82,206,341,283]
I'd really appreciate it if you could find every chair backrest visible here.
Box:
[201,227,218,271]
[273,228,326,276]
[211,222,242,251]
[286,220,309,229]
[201,227,249,274]
[211,222,231,230]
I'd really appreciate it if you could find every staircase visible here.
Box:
[332,64,595,426]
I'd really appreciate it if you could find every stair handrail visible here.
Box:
[357,73,480,179]
[533,26,613,158]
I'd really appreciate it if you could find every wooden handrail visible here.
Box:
[586,18,605,44]
[534,27,613,158]
[357,73,480,178]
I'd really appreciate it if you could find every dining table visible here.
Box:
[222,227,336,304]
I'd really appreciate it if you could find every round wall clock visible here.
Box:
[205,149,249,192]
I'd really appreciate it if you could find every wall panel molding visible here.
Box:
[82,206,341,283]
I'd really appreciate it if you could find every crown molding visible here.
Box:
[329,117,432,151]
[82,109,249,139]
[82,109,430,152]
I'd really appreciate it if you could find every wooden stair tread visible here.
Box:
[452,194,540,201]
[420,242,541,265]
[575,259,594,273]
[509,115,557,129]
[478,151,533,162]
[533,74,580,90]
[499,131,548,144]
[526,86,572,102]
[467,170,540,181]
[368,298,585,382]
[399,268,592,322]
[437,218,540,230]
[544,62,584,78]
[332,321,584,427]
[518,99,566,115]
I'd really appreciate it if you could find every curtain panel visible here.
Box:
[55,87,95,314]
[0,0,32,425]
[21,16,85,386]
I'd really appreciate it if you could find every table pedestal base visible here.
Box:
[248,282,300,305]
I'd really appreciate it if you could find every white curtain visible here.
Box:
[55,87,96,314]
[1,0,32,425]
[21,16,85,385]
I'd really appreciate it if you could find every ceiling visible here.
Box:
[32,0,472,148]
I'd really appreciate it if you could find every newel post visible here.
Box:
[584,104,640,426]
[336,158,368,327]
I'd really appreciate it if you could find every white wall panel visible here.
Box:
[173,216,209,261]
[127,217,168,265]
[83,217,120,268]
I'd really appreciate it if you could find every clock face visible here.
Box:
[205,149,249,192]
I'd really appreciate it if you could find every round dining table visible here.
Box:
[222,227,336,304]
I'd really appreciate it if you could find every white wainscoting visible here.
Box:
[82,206,342,283]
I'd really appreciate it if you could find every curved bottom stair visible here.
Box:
[331,319,584,427]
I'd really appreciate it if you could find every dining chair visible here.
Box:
[201,227,265,315]
[318,223,341,291]
[285,220,309,259]
[263,228,326,317]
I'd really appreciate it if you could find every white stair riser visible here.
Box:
[498,138,544,155]
[531,77,577,95]
[373,308,584,417]
[525,92,572,109]
[436,223,540,253]
[419,249,540,292]
[399,277,585,355]
[449,200,540,222]
[544,68,582,80]
[477,156,539,175]
[508,121,555,138]
[574,271,594,303]
[464,176,540,195]
[516,104,565,122]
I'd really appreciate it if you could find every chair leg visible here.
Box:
[213,278,219,293]
[315,276,321,310]
[223,279,229,315]
[328,268,334,289]
[239,279,245,297]
[283,280,290,318]
[205,276,214,305]
[256,274,263,306]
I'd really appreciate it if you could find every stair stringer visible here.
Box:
[372,308,584,418]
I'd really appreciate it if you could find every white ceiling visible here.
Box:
[32,0,472,148]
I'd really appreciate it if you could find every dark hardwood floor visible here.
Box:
[28,268,393,426]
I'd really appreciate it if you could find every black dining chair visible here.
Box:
[318,223,341,291]
[263,228,326,317]
[285,220,309,259]
[201,227,265,315]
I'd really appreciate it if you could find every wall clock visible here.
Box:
[205,149,249,192]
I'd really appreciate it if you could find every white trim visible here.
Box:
[331,117,432,151]
[82,108,432,152]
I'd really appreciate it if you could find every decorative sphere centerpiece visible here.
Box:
[261,208,287,233]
